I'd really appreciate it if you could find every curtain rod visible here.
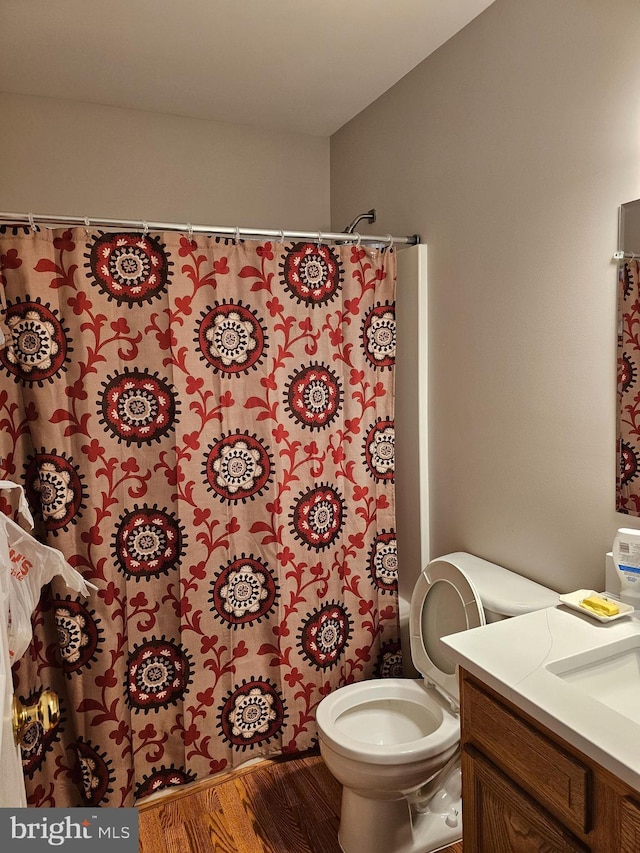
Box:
[614,250,640,261]
[0,211,420,247]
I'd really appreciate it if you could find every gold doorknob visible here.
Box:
[12,689,60,747]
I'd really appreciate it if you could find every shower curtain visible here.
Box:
[618,258,640,514]
[0,225,400,806]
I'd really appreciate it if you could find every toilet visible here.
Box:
[316,551,559,853]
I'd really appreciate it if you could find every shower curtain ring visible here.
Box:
[84,217,91,238]
[279,229,285,245]
[28,212,39,233]
[355,233,362,248]
[234,226,240,243]
[317,231,322,248]
[141,220,149,236]
[386,234,393,249]
[187,223,193,242]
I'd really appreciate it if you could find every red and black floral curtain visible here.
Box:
[0,226,399,806]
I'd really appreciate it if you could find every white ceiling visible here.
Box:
[0,0,495,137]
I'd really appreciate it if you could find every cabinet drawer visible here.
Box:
[462,679,591,835]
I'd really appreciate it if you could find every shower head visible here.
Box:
[344,209,376,234]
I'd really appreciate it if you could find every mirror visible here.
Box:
[617,199,640,515]
[618,198,640,257]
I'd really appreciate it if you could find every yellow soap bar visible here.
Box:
[579,594,619,617]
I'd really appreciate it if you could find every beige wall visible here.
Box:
[4,0,640,593]
[0,92,330,229]
[331,0,640,592]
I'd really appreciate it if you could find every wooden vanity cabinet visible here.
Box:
[459,669,640,853]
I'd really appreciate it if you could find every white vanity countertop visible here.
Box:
[443,603,640,793]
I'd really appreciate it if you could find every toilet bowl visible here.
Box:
[316,551,559,853]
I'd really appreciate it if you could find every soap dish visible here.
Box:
[558,589,634,623]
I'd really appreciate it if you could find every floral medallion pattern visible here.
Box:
[298,602,352,670]
[620,441,639,488]
[2,230,397,808]
[619,352,636,396]
[74,738,114,804]
[368,530,398,593]
[203,432,273,503]
[98,369,179,446]
[85,232,172,306]
[23,451,87,533]
[1,296,71,384]
[113,505,186,580]
[196,301,268,375]
[126,637,193,714]
[362,302,396,369]
[284,363,343,430]
[280,242,343,307]
[54,596,103,675]
[363,419,395,482]
[18,688,66,780]
[375,640,404,678]
[218,678,286,751]
[209,555,278,628]
[135,765,197,801]
[289,484,345,550]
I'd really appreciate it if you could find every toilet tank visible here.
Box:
[400,552,560,676]
[438,552,559,622]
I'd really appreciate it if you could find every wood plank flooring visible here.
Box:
[138,751,464,853]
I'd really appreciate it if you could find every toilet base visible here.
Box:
[338,787,462,853]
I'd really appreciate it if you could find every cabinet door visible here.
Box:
[462,746,589,853]
[621,797,640,853]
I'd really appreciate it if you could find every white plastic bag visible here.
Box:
[0,479,34,528]
[0,480,96,661]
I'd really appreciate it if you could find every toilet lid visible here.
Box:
[409,558,485,702]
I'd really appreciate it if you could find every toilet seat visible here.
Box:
[315,678,459,765]
[410,558,484,703]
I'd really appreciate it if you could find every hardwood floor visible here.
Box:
[138,751,464,853]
